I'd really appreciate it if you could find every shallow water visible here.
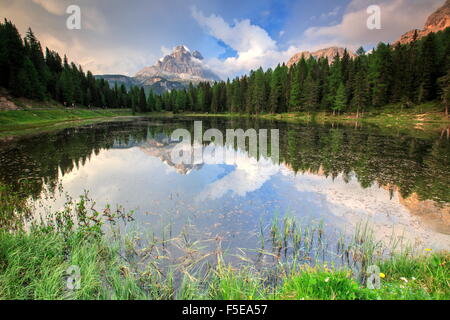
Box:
[1,117,449,256]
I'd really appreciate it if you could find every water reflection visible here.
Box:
[0,118,449,252]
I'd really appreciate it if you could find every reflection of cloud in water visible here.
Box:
[45,142,449,251]
[197,147,279,201]
[284,171,450,250]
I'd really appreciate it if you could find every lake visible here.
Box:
[0,117,449,266]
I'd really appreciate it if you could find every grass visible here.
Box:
[0,108,175,138]
[0,227,447,300]
[0,108,132,138]
[0,194,448,300]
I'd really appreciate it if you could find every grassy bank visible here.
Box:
[0,193,448,300]
[0,227,448,300]
[0,108,176,138]
[0,108,132,134]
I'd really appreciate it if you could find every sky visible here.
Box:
[0,0,445,79]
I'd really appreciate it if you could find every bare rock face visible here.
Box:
[0,94,19,110]
[395,0,450,45]
[135,45,220,84]
[287,47,356,67]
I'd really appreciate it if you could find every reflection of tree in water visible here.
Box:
[0,118,449,204]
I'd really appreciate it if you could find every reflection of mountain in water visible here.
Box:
[0,118,449,208]
[139,139,203,175]
[112,133,203,175]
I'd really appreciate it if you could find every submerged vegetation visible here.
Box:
[0,193,448,300]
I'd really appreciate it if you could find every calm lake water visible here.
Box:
[1,117,449,259]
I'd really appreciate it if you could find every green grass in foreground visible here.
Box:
[0,227,448,300]
[0,192,448,300]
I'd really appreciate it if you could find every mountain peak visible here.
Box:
[395,0,450,45]
[135,45,220,84]
[173,45,190,53]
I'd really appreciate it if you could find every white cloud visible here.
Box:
[31,0,108,33]
[161,45,172,56]
[191,7,299,78]
[302,0,443,48]
[32,0,67,15]
[286,171,450,250]
[319,6,340,20]
[39,33,156,75]
[196,147,280,201]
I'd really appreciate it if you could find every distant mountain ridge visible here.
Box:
[287,47,356,67]
[96,46,219,94]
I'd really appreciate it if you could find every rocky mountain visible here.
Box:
[135,45,220,84]
[96,45,219,94]
[287,47,356,67]
[395,0,450,45]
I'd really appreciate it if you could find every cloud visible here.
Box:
[191,7,299,78]
[39,33,157,75]
[302,0,444,48]
[319,6,340,20]
[192,7,277,55]
[32,0,67,15]
[31,0,108,33]
[196,147,280,201]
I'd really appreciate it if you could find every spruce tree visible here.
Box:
[333,82,346,115]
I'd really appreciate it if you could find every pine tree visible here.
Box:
[333,82,346,115]
[175,89,187,112]
[269,65,283,113]
[419,33,439,102]
[59,68,74,105]
[438,70,450,117]
[0,20,25,89]
[352,69,369,117]
[252,68,266,114]
[369,43,393,107]
[210,84,220,113]
[289,64,302,111]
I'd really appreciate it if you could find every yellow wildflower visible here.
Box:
[379,273,386,278]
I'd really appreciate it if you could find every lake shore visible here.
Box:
[0,113,449,300]
[1,104,449,140]
[0,218,448,300]
[0,108,174,138]
[183,102,450,128]
[1,101,449,138]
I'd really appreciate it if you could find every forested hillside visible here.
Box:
[158,29,450,116]
[0,19,449,116]
[0,20,148,112]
